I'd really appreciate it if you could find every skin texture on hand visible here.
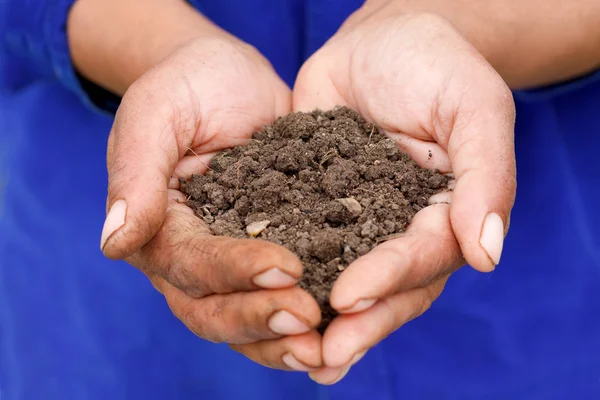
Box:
[68,0,328,371]
[365,0,600,89]
[99,36,327,371]
[68,0,323,373]
[294,9,517,384]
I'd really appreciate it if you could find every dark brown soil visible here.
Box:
[180,107,449,332]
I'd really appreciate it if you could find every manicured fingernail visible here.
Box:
[100,200,127,251]
[269,310,310,335]
[282,353,316,372]
[253,268,297,289]
[480,212,504,267]
[350,350,367,365]
[428,191,452,205]
[340,298,376,314]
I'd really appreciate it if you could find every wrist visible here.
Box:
[68,0,225,95]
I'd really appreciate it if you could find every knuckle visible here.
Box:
[420,242,462,288]
[382,297,403,330]
[235,240,269,270]
[205,238,227,267]
[183,301,225,344]
[415,289,435,318]
[383,246,411,272]
[384,241,420,286]
[181,304,206,336]
[209,296,234,342]
[417,282,445,318]
[146,227,210,297]
[167,259,203,297]
[250,291,287,331]
[242,306,273,341]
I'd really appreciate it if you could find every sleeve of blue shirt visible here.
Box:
[515,69,600,103]
[1,0,120,114]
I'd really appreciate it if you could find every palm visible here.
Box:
[122,37,290,184]
[293,11,516,380]
[105,37,325,373]
[295,13,503,168]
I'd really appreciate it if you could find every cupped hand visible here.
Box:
[100,36,322,372]
[294,6,516,384]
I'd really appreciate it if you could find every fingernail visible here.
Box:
[268,310,310,335]
[329,365,352,385]
[428,191,452,205]
[100,200,127,251]
[480,212,504,267]
[340,298,376,314]
[350,350,367,365]
[282,353,316,372]
[168,177,180,189]
[253,268,297,289]
[309,365,350,385]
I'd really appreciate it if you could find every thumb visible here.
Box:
[447,83,517,272]
[100,83,192,259]
[292,52,348,112]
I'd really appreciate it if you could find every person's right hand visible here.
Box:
[100,36,323,372]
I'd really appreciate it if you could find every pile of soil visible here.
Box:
[180,106,449,332]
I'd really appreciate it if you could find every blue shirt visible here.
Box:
[1,1,600,399]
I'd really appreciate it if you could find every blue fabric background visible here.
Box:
[1,1,600,399]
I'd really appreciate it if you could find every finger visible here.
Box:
[309,366,350,386]
[445,82,516,272]
[166,189,196,215]
[128,194,304,297]
[308,350,367,385]
[330,204,463,313]
[229,331,322,371]
[172,151,216,179]
[323,278,448,367]
[168,177,182,190]
[154,277,321,344]
[101,81,196,259]
[292,53,349,112]
[168,151,217,190]
[428,190,453,205]
[385,131,452,173]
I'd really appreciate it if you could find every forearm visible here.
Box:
[67,0,224,95]
[364,0,600,89]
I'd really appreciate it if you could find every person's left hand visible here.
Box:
[293,3,517,384]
